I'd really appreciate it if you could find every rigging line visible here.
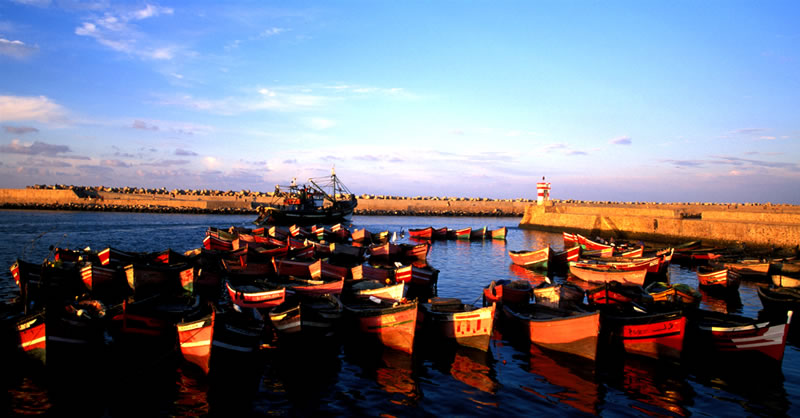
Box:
[20,227,56,260]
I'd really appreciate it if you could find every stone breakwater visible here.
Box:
[521,201,800,250]
[0,187,531,217]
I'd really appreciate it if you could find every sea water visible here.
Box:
[0,210,797,416]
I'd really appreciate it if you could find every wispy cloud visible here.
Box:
[0,95,66,123]
[1,139,70,156]
[0,37,38,59]
[175,148,197,156]
[3,125,39,134]
[101,159,131,168]
[609,136,632,145]
[74,4,177,60]
[132,119,159,130]
[731,128,766,135]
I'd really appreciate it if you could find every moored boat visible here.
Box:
[599,306,686,360]
[489,227,507,240]
[418,298,496,351]
[687,309,793,364]
[532,280,585,309]
[697,266,741,293]
[408,226,434,240]
[253,170,358,226]
[508,246,551,271]
[226,281,286,309]
[502,303,600,361]
[177,304,215,374]
[568,263,648,286]
[344,298,418,354]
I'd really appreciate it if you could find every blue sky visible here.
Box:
[1,1,798,203]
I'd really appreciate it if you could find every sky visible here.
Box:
[1,1,799,204]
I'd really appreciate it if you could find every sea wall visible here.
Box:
[520,202,800,249]
[0,188,530,216]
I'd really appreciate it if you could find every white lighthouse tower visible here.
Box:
[536,177,551,205]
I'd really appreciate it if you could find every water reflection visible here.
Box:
[343,343,421,404]
[523,345,601,415]
[602,356,694,417]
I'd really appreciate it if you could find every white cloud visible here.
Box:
[131,4,174,20]
[0,37,38,59]
[310,118,335,130]
[260,27,285,37]
[0,95,65,123]
[74,6,177,61]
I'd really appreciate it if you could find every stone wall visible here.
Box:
[520,203,800,249]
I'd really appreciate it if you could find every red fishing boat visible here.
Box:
[400,242,431,261]
[508,246,551,271]
[273,258,322,279]
[562,231,579,248]
[350,263,394,282]
[394,264,439,288]
[576,234,613,251]
[177,305,215,374]
[286,277,345,297]
[344,299,418,354]
[418,298,496,351]
[15,311,47,366]
[551,245,581,273]
[599,306,687,360]
[503,303,600,361]
[482,279,533,308]
[351,228,372,243]
[697,266,741,293]
[687,309,792,363]
[203,234,233,251]
[124,262,195,298]
[225,281,286,309]
[408,226,434,240]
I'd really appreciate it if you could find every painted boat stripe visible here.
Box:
[20,336,46,348]
[181,340,212,348]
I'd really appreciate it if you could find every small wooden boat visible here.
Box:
[14,310,47,366]
[568,263,648,286]
[203,234,234,251]
[550,245,581,273]
[344,298,418,354]
[273,258,322,279]
[586,281,654,306]
[576,234,613,251]
[470,226,488,240]
[771,272,800,288]
[349,280,405,302]
[645,282,702,308]
[419,298,496,351]
[79,262,126,300]
[300,294,343,337]
[329,242,366,260]
[757,286,800,313]
[351,228,372,243]
[508,246,551,271]
[350,263,394,282]
[367,242,402,258]
[687,309,793,363]
[226,281,286,309]
[502,303,600,361]
[285,277,345,297]
[124,262,194,298]
[408,226,434,240]
[394,264,439,288]
[696,266,740,293]
[211,303,265,359]
[268,298,302,336]
[399,242,431,261]
[720,260,771,279]
[432,227,449,240]
[532,280,585,309]
[489,227,507,240]
[562,232,579,248]
[599,306,687,360]
[177,304,215,374]
[454,227,472,240]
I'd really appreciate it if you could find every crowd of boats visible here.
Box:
[4,221,800,383]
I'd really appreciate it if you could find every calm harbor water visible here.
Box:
[0,209,798,417]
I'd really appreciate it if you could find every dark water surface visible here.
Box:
[1,210,798,417]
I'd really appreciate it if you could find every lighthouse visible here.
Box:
[536,177,551,205]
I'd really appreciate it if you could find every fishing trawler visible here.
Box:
[254,169,358,226]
